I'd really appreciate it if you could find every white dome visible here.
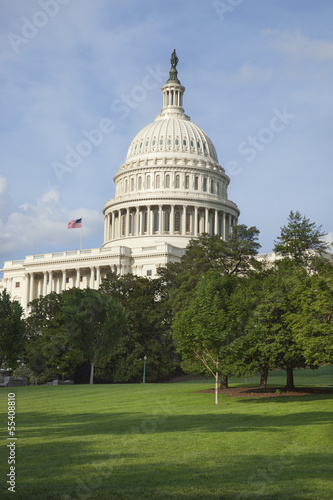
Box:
[126,116,219,164]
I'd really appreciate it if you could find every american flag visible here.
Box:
[68,218,82,229]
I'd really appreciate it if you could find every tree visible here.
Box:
[158,226,261,387]
[173,271,240,404]
[62,288,128,384]
[25,292,84,383]
[244,263,309,390]
[273,211,331,269]
[0,290,26,370]
[289,268,333,366]
[100,273,176,382]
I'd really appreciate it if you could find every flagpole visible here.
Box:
[80,225,82,252]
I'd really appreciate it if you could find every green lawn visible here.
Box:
[1,366,333,499]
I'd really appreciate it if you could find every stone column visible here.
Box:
[194,206,198,236]
[126,208,130,237]
[215,209,218,235]
[43,272,47,296]
[112,212,115,240]
[182,206,186,235]
[171,205,175,234]
[147,206,151,235]
[48,271,53,294]
[118,211,122,238]
[29,273,34,303]
[90,267,95,289]
[205,207,209,234]
[76,268,80,288]
[223,212,226,240]
[96,266,101,289]
[23,273,29,311]
[62,270,66,292]
[229,214,232,236]
[159,205,162,234]
[136,207,140,235]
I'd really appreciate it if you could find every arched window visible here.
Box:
[185,175,189,189]
[131,178,134,191]
[217,181,220,195]
[156,175,160,189]
[164,211,170,232]
[146,176,151,189]
[175,211,180,232]
[175,175,180,189]
[165,174,170,188]
[203,178,207,192]
[194,176,199,190]
[154,212,159,233]
[125,179,128,192]
[210,179,214,194]
[138,177,142,190]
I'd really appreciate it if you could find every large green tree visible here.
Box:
[173,271,243,404]
[26,292,84,383]
[62,288,128,384]
[288,268,333,366]
[158,226,261,387]
[100,273,176,382]
[273,211,331,269]
[0,290,26,370]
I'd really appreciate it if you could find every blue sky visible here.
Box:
[1,0,332,269]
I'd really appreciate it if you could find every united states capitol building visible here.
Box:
[1,52,268,313]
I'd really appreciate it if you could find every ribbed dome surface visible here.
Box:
[125,116,218,163]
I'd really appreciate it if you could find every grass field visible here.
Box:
[1,366,333,499]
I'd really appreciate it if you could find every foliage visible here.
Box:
[100,273,177,382]
[61,288,128,384]
[0,290,26,370]
[273,210,331,268]
[25,292,85,382]
[173,271,243,403]
[288,267,333,366]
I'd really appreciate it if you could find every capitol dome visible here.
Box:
[102,50,240,276]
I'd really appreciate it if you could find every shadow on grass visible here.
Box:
[2,407,332,439]
[5,446,333,500]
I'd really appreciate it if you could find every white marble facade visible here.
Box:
[0,53,241,313]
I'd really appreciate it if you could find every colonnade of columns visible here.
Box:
[105,205,237,242]
[21,265,115,309]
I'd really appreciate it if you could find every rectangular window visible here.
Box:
[203,178,207,192]
[15,282,20,288]
[185,175,189,189]
[194,177,198,190]
[66,278,69,283]
[164,211,170,232]
[147,270,152,277]
[121,215,125,236]
[186,212,191,233]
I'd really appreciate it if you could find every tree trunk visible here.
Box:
[215,372,219,405]
[259,365,269,389]
[89,360,95,385]
[285,366,295,390]
[220,374,228,389]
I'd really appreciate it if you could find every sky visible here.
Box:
[1,0,332,272]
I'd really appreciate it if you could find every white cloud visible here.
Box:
[263,30,333,61]
[0,187,103,265]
